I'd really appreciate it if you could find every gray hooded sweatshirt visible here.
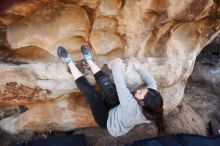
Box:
[107,65,157,137]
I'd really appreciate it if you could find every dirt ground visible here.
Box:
[0,80,219,146]
[183,81,220,125]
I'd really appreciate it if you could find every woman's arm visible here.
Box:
[137,66,157,90]
[112,59,134,106]
[133,61,157,90]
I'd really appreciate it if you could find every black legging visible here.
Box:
[75,71,119,128]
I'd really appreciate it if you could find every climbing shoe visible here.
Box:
[57,46,72,65]
[81,45,92,60]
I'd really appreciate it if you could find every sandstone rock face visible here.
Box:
[7,3,90,57]
[0,0,220,134]
[0,95,97,134]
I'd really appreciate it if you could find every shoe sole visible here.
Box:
[57,46,68,59]
[81,45,92,60]
[81,45,90,55]
[57,46,72,64]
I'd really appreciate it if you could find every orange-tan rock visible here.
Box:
[0,0,219,134]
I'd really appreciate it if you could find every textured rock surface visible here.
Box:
[190,40,220,95]
[0,0,220,134]
[0,95,97,134]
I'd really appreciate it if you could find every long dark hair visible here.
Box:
[142,88,165,136]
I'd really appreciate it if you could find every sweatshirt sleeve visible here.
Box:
[137,65,157,90]
[112,65,134,106]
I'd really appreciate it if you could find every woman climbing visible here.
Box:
[57,45,165,137]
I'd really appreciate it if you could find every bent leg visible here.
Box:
[69,62,108,128]
[87,60,119,109]
[94,71,119,109]
[81,46,119,108]
[57,46,108,127]
[75,77,108,128]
